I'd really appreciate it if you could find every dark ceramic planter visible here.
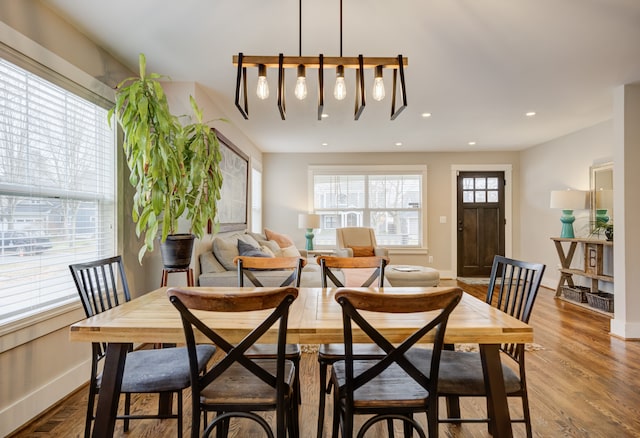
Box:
[160,234,195,269]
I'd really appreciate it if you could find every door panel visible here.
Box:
[457,171,505,277]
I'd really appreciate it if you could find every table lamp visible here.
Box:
[550,190,588,238]
[298,213,321,250]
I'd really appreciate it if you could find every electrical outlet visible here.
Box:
[429,256,434,264]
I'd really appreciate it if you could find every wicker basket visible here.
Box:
[586,292,614,313]
[562,285,590,303]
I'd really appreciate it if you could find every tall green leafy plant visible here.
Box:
[108,54,222,262]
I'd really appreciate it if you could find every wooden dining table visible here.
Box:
[69,286,534,438]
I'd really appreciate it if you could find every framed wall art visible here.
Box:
[210,130,249,233]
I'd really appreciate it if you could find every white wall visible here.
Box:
[263,151,520,278]
[611,83,640,338]
[519,120,613,290]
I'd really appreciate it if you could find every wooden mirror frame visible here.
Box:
[590,161,614,227]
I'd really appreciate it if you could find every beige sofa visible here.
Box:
[198,231,323,287]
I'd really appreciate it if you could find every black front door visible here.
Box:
[457,171,505,277]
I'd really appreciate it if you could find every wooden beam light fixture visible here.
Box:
[232,0,408,121]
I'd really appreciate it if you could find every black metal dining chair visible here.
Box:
[316,255,389,438]
[331,287,463,437]
[234,255,305,405]
[408,255,545,437]
[168,286,299,438]
[69,255,216,438]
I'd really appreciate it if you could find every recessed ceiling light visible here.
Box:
[468,141,476,146]
[321,142,329,146]
[395,142,403,147]
[321,113,329,118]
[421,112,432,118]
[525,111,536,117]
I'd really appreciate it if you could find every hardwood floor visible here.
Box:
[9,281,640,437]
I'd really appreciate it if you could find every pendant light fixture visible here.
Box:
[233,0,407,120]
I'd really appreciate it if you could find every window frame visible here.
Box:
[307,164,428,249]
[0,41,117,347]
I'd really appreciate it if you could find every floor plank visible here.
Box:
[8,281,640,437]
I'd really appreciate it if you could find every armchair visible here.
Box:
[335,227,389,258]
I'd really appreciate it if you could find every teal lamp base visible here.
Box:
[595,209,609,227]
[305,228,315,251]
[559,209,576,238]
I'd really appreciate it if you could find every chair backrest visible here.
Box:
[233,256,306,287]
[335,287,462,410]
[69,255,131,318]
[317,256,388,288]
[486,255,545,360]
[336,227,378,249]
[69,256,132,363]
[167,286,299,408]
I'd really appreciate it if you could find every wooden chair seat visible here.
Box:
[332,360,429,408]
[200,359,295,405]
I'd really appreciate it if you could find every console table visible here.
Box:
[551,237,613,313]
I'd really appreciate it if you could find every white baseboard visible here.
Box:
[0,359,90,437]
[610,319,640,340]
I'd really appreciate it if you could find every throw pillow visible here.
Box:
[247,231,267,242]
[237,239,273,258]
[201,251,227,273]
[348,245,375,257]
[260,245,276,257]
[279,245,302,257]
[264,228,295,248]
[213,233,243,270]
[259,239,281,255]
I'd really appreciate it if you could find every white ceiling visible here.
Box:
[44,0,640,153]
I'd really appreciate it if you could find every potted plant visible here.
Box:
[108,54,223,265]
[590,221,613,241]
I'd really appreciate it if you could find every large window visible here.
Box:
[311,166,426,247]
[0,56,116,325]
[251,166,262,233]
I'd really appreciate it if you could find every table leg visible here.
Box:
[92,343,128,438]
[479,344,513,438]
[553,240,578,296]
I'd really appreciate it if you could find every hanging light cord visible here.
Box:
[299,0,302,56]
[339,0,343,57]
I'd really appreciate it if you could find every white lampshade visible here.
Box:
[298,213,320,229]
[550,190,588,210]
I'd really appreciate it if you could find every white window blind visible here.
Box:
[0,56,116,325]
[311,166,425,247]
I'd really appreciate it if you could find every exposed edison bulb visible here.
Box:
[334,65,346,100]
[294,64,308,100]
[372,65,385,101]
[256,64,269,100]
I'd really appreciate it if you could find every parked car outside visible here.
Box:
[0,231,53,256]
